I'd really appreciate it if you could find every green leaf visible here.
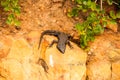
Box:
[4,6,11,11]
[6,19,12,25]
[102,21,107,27]
[8,14,15,20]
[87,0,92,6]
[90,12,96,17]
[68,8,79,17]
[13,7,21,15]
[1,0,21,26]
[75,0,82,4]
[90,2,97,11]
[80,35,87,48]
[75,23,85,31]
[82,9,87,12]
[110,11,116,19]
[1,1,8,7]
[116,11,120,18]
[86,29,95,41]
[77,5,83,10]
[12,0,18,6]
[107,0,113,5]
[83,1,87,5]
[14,19,20,26]
[108,20,117,24]
[93,24,104,34]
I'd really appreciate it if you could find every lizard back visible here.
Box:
[38,30,60,49]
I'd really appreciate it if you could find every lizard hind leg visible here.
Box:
[37,58,49,73]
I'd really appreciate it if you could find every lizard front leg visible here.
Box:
[67,40,73,49]
[49,40,58,47]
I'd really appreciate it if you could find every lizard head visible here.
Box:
[57,43,66,54]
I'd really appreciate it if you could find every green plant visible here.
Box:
[68,0,119,49]
[75,12,105,48]
[1,0,20,26]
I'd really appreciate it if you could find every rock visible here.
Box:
[0,32,87,80]
[0,59,24,80]
[112,61,120,80]
[0,36,13,59]
[24,30,40,46]
[7,38,33,61]
[0,30,120,80]
[0,35,48,80]
[87,57,111,80]
[0,57,48,80]
[39,36,87,80]
[87,31,120,80]
[107,49,120,80]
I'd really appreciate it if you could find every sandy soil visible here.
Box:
[0,0,119,41]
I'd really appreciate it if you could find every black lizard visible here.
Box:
[38,30,73,53]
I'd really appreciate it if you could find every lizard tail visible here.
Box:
[38,30,60,49]
[38,31,46,49]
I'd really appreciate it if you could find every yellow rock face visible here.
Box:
[87,58,111,80]
[0,35,47,80]
[0,31,120,80]
[0,32,87,80]
[41,39,87,80]
[112,61,120,80]
[87,31,120,80]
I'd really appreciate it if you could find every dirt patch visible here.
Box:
[0,0,119,40]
